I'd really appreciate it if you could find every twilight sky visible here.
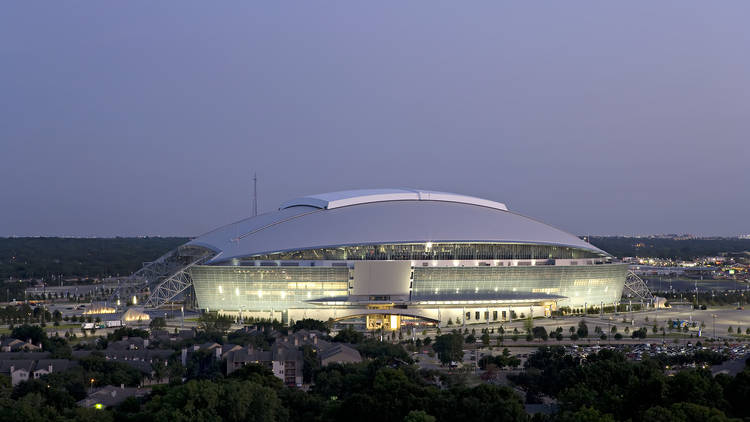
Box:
[1,2,748,237]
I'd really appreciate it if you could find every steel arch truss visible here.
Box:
[145,252,211,308]
[145,268,193,308]
[108,249,182,303]
[622,270,653,301]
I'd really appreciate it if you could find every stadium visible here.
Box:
[145,189,629,330]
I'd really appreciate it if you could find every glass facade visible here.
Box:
[191,266,349,311]
[235,242,605,261]
[412,264,628,307]
[192,261,627,312]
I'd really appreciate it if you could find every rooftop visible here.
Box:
[279,188,508,211]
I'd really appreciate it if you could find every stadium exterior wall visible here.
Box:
[191,260,627,326]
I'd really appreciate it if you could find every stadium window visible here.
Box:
[466,312,471,320]
[493,311,498,320]
[475,311,480,320]
[502,311,507,320]
[484,311,489,320]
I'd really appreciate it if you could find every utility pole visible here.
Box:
[253,172,258,217]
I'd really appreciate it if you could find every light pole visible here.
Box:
[712,314,717,339]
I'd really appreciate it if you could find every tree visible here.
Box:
[300,345,320,384]
[523,316,534,334]
[557,406,615,422]
[142,379,284,422]
[432,333,464,364]
[403,410,436,422]
[481,332,490,347]
[11,324,46,345]
[532,326,548,341]
[631,328,648,339]
[577,320,589,338]
[198,312,232,333]
[150,317,167,330]
[333,327,364,344]
[292,318,330,333]
[440,384,527,422]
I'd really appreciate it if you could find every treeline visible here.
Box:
[0,237,189,280]
[1,323,527,422]
[510,346,750,421]
[587,236,750,259]
[4,359,528,422]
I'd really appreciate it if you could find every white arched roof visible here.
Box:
[279,188,508,211]
[188,189,607,264]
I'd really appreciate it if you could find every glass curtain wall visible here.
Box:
[191,266,349,311]
[239,243,605,261]
[412,264,628,306]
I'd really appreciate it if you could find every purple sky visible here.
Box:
[1,2,748,237]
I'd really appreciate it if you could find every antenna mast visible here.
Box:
[253,173,258,216]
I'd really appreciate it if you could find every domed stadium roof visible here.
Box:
[188,189,607,264]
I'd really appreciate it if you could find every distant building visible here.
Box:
[320,343,361,366]
[223,328,361,384]
[224,343,303,386]
[180,342,224,366]
[0,359,76,386]
[0,338,42,352]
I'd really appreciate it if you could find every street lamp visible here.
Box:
[89,378,95,393]
[712,314,717,339]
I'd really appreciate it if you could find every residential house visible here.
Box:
[0,338,42,352]
[0,359,77,386]
[224,342,304,386]
[320,343,362,366]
